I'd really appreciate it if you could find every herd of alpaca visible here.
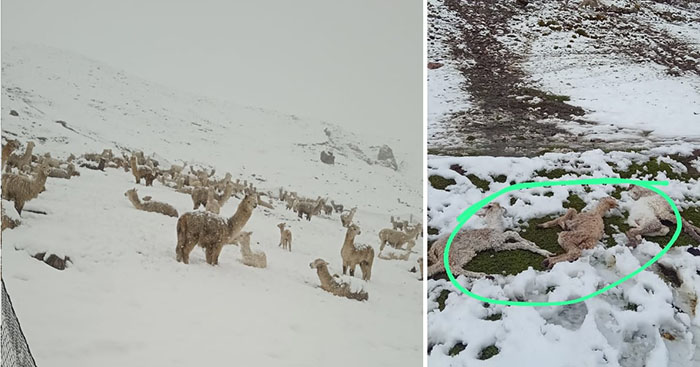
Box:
[428,187,700,279]
[1,139,423,303]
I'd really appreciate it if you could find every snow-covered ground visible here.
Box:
[427,147,700,366]
[428,0,700,153]
[1,42,422,366]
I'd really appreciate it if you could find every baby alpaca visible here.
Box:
[537,197,618,268]
[427,203,552,278]
[235,231,267,268]
[309,259,368,302]
[277,222,292,251]
[124,188,178,217]
[625,185,700,246]
[176,192,258,265]
[341,224,375,280]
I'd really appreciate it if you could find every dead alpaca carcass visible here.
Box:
[538,197,618,268]
[427,203,553,278]
[625,185,700,246]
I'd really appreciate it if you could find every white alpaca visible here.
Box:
[235,231,267,268]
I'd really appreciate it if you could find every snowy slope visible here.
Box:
[1,42,422,367]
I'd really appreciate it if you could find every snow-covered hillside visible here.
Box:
[1,42,422,366]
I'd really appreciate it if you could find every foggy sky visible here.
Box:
[1,0,422,144]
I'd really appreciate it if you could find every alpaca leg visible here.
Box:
[176,236,186,262]
[543,248,582,268]
[182,241,197,264]
[493,233,553,256]
[14,200,23,215]
[682,219,700,242]
[627,219,668,245]
[349,264,356,277]
[342,263,348,275]
[288,239,292,252]
[212,243,225,265]
[538,209,577,229]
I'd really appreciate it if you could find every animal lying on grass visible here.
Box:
[625,185,700,246]
[427,203,553,278]
[538,197,618,268]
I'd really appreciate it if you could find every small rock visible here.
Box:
[9,110,18,117]
[427,62,444,70]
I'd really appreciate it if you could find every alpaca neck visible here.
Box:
[343,230,357,249]
[227,204,253,236]
[594,204,610,217]
[130,158,138,172]
[239,239,252,256]
[316,265,335,287]
[22,145,33,161]
[32,169,47,191]
[127,194,142,209]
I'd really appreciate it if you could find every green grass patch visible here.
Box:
[565,194,586,211]
[467,174,491,191]
[535,168,570,179]
[485,313,502,321]
[521,87,571,103]
[428,227,439,235]
[437,289,450,311]
[429,175,456,190]
[616,158,682,180]
[449,342,467,356]
[604,214,631,247]
[478,345,500,360]
[464,249,549,275]
[492,174,508,183]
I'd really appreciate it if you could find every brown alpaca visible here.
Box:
[176,192,258,265]
[277,222,292,251]
[296,198,325,221]
[340,224,375,280]
[1,139,20,168]
[341,207,357,227]
[129,155,153,184]
[6,141,35,171]
[1,163,49,214]
[538,197,618,268]
[124,188,178,217]
[309,259,368,302]
[378,225,422,251]
[191,186,208,209]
